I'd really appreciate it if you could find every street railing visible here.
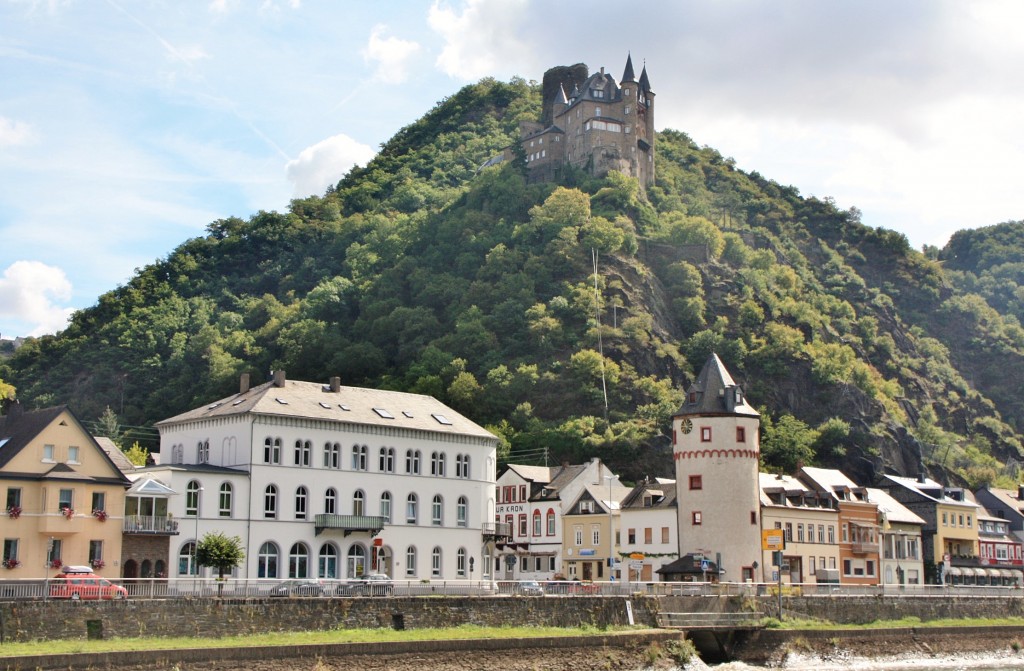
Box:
[0,578,1019,600]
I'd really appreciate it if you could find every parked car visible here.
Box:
[268,580,325,597]
[515,580,545,596]
[335,573,393,596]
[49,566,127,600]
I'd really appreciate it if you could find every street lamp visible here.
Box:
[604,475,614,583]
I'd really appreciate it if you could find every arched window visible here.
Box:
[218,482,232,517]
[431,546,442,577]
[186,480,201,517]
[197,440,210,464]
[546,509,556,536]
[352,489,365,516]
[456,547,467,577]
[432,495,443,526]
[457,496,468,527]
[264,437,281,464]
[294,439,311,466]
[295,486,308,520]
[379,447,395,472]
[533,509,542,536]
[347,544,367,578]
[380,492,392,523]
[318,544,338,579]
[258,541,279,578]
[324,488,337,515]
[324,442,340,469]
[178,542,197,576]
[351,444,367,471]
[405,546,417,577]
[405,449,421,475]
[430,451,446,477]
[264,485,278,519]
[456,454,470,479]
[406,493,418,524]
[288,542,309,578]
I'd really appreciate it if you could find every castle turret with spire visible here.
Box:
[672,353,762,582]
[498,55,655,187]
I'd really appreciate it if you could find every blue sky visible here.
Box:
[2,0,1023,337]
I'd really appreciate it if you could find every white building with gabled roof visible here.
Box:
[155,371,500,581]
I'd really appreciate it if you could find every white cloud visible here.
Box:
[362,24,421,84]
[0,117,34,147]
[428,0,530,79]
[285,134,376,198]
[0,261,75,337]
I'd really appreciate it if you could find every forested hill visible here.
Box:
[3,76,1024,488]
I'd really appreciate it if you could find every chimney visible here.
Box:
[917,472,927,484]
[1017,484,1024,501]
[239,373,251,394]
[273,370,286,388]
[330,376,341,393]
[7,400,23,421]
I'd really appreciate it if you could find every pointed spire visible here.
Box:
[676,353,758,417]
[638,63,651,91]
[622,53,636,83]
[570,81,580,99]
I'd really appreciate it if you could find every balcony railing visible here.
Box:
[123,515,180,535]
[483,522,513,541]
[314,514,386,536]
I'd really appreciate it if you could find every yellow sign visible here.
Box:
[628,553,645,560]
[761,529,785,551]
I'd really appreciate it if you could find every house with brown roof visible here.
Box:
[0,403,130,578]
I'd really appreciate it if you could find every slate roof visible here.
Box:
[865,487,925,526]
[0,404,131,486]
[675,353,759,417]
[621,478,677,510]
[882,474,980,510]
[95,436,135,473]
[157,377,497,443]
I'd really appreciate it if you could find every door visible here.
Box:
[582,562,593,581]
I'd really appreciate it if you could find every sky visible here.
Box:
[2,0,1023,338]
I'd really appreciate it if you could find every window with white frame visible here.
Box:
[185,481,199,517]
[406,450,421,474]
[318,543,338,579]
[431,452,446,477]
[295,486,307,520]
[431,546,442,577]
[547,510,556,536]
[406,494,418,524]
[379,447,395,472]
[432,495,443,525]
[218,483,232,517]
[457,496,468,527]
[293,440,310,467]
[353,490,365,516]
[288,542,309,578]
[405,546,417,577]
[352,444,368,471]
[68,445,80,463]
[456,547,467,577]
[264,485,278,519]
[324,488,336,514]
[264,437,281,464]
[380,492,392,522]
[258,541,278,578]
[324,442,340,469]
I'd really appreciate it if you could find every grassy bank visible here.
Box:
[0,624,637,658]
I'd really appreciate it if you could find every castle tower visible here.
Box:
[672,354,761,582]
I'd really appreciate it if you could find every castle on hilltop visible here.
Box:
[493,55,655,187]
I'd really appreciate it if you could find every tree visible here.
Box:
[123,442,149,467]
[0,377,14,413]
[96,406,123,447]
[196,531,245,580]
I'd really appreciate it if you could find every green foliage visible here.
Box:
[196,531,246,579]
[123,442,149,467]
[4,76,1024,485]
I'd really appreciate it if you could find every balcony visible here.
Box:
[314,514,386,536]
[483,522,513,542]
[851,539,877,555]
[124,515,180,535]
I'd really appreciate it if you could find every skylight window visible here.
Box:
[275,398,288,405]
[339,404,350,411]
[232,399,245,406]
[0,438,8,449]
[208,402,222,409]
[432,414,453,426]
[319,402,332,409]
[402,411,414,418]
[373,408,395,419]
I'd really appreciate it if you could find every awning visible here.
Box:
[970,567,988,577]
[987,568,1002,577]
[1001,569,1015,578]
[947,567,963,576]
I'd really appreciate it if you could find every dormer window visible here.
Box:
[688,392,697,403]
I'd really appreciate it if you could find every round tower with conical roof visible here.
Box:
[673,353,762,582]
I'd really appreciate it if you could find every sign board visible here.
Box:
[579,549,595,556]
[762,529,785,551]
[700,559,710,571]
[629,561,643,570]
[629,552,646,560]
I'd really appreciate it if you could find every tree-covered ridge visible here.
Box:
[3,77,1023,489]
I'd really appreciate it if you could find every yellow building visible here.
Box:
[0,404,130,578]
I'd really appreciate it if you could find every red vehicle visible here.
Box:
[49,566,127,600]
